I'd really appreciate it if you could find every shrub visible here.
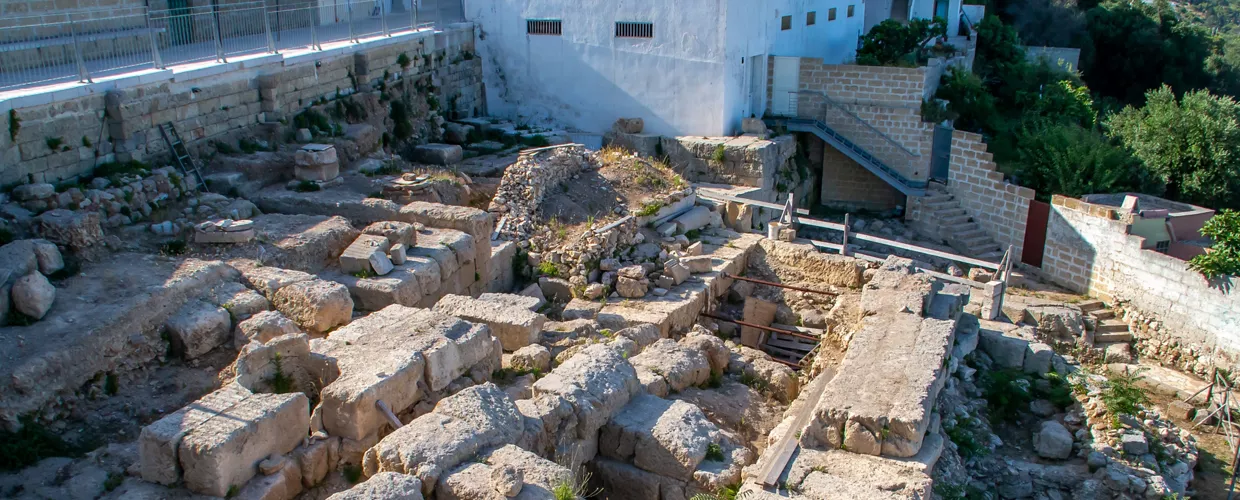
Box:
[1189,209,1240,278]
[980,369,1033,422]
[1101,367,1150,418]
[293,180,321,192]
[636,200,664,217]
[711,144,726,163]
[397,52,411,68]
[704,442,725,461]
[856,17,947,66]
[9,109,20,141]
[538,261,560,277]
[1009,122,1162,202]
[0,417,75,470]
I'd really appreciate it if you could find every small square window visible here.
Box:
[781,15,792,30]
[1155,240,1171,253]
[807,11,817,25]
[828,8,837,21]
[847,5,855,17]
[615,22,654,38]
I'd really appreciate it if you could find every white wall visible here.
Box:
[768,0,865,63]
[465,0,734,137]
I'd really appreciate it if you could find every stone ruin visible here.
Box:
[0,106,1207,500]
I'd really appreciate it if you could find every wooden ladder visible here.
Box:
[157,122,209,192]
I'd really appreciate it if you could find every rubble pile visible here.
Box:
[489,144,598,239]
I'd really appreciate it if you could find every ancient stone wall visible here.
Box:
[1042,194,1240,357]
[0,25,482,188]
[941,131,1032,256]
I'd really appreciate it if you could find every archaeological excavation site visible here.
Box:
[0,2,1237,499]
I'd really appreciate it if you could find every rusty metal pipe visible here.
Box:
[721,273,838,296]
[699,312,820,342]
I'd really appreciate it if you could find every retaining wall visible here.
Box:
[1043,194,1240,354]
[943,131,1032,257]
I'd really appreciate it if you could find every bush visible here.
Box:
[856,18,948,66]
[0,417,76,470]
[1190,209,1240,278]
[704,442,725,461]
[1101,367,1150,418]
[980,369,1033,422]
[1009,122,1162,201]
[936,67,998,134]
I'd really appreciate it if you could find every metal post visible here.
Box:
[209,6,227,63]
[146,11,164,69]
[69,21,92,83]
[841,213,850,256]
[310,5,320,50]
[263,5,276,53]
[411,0,418,30]
[380,0,389,36]
[345,0,356,42]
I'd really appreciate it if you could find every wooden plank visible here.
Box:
[917,268,986,289]
[754,368,835,487]
[767,337,815,352]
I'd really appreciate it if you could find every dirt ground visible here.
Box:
[538,147,687,245]
[1149,391,1237,499]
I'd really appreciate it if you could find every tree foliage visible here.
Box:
[1107,85,1240,208]
[1189,209,1240,278]
[1008,122,1162,201]
[857,18,948,66]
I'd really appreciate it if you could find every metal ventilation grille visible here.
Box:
[527,19,562,35]
[615,22,653,38]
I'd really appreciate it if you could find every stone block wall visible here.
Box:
[794,62,931,108]
[944,131,1033,256]
[820,145,905,211]
[1043,194,1240,355]
[0,24,482,187]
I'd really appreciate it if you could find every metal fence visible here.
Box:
[0,0,464,92]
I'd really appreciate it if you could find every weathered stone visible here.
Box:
[11,272,54,320]
[327,472,424,499]
[630,339,711,392]
[370,251,395,276]
[979,329,1028,369]
[844,420,881,456]
[166,299,232,359]
[479,292,544,312]
[434,294,545,351]
[178,392,310,497]
[210,281,271,321]
[239,265,315,298]
[236,310,302,347]
[616,277,648,298]
[31,240,63,275]
[1024,342,1054,375]
[680,255,713,274]
[527,343,641,466]
[616,324,661,349]
[294,144,340,182]
[740,296,777,348]
[1121,433,1149,455]
[561,298,603,320]
[341,234,392,275]
[584,283,605,300]
[363,221,417,248]
[362,384,523,495]
[36,209,103,250]
[436,444,571,500]
[272,279,353,335]
[1034,420,1074,459]
[139,384,253,485]
[1105,343,1135,364]
[510,344,551,373]
[537,277,572,303]
[664,260,690,285]
[598,394,717,480]
[413,144,464,165]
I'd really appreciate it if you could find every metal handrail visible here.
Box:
[0,0,458,92]
[787,89,921,158]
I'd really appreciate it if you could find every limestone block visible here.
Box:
[363,221,417,248]
[629,339,711,392]
[36,209,103,250]
[510,344,551,373]
[478,292,543,312]
[673,206,712,234]
[31,240,63,275]
[681,255,713,274]
[294,144,340,182]
[530,343,641,450]
[370,251,395,276]
[979,329,1029,369]
[179,392,310,497]
[273,279,353,335]
[341,234,392,275]
[237,457,303,499]
[664,260,690,285]
[167,299,232,359]
[196,229,257,244]
[537,277,572,303]
[210,282,272,321]
[616,277,648,298]
[239,265,314,298]
[236,310,302,347]
[741,296,777,348]
[139,384,253,485]
[436,444,572,500]
[724,202,753,232]
[1024,342,1054,375]
[680,333,729,375]
[292,437,338,488]
[335,266,426,311]
[326,472,423,500]
[362,384,524,495]
[390,244,408,265]
[561,298,602,320]
[599,394,717,481]
[433,294,545,352]
[617,324,662,349]
[413,143,464,165]
[11,272,54,320]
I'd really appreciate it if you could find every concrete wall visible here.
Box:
[820,146,904,211]
[464,0,866,136]
[945,131,1033,256]
[768,0,865,63]
[0,25,482,187]
[1043,194,1240,354]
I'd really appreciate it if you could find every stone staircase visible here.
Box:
[918,186,1005,261]
[1080,299,1134,344]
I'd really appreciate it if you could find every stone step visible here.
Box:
[976,251,1006,261]
[1077,300,1107,312]
[953,227,986,240]
[934,208,967,218]
[922,194,954,204]
[966,243,1003,256]
[1089,309,1115,320]
[939,213,971,226]
[1097,320,1129,334]
[1094,331,1134,343]
[926,200,959,211]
